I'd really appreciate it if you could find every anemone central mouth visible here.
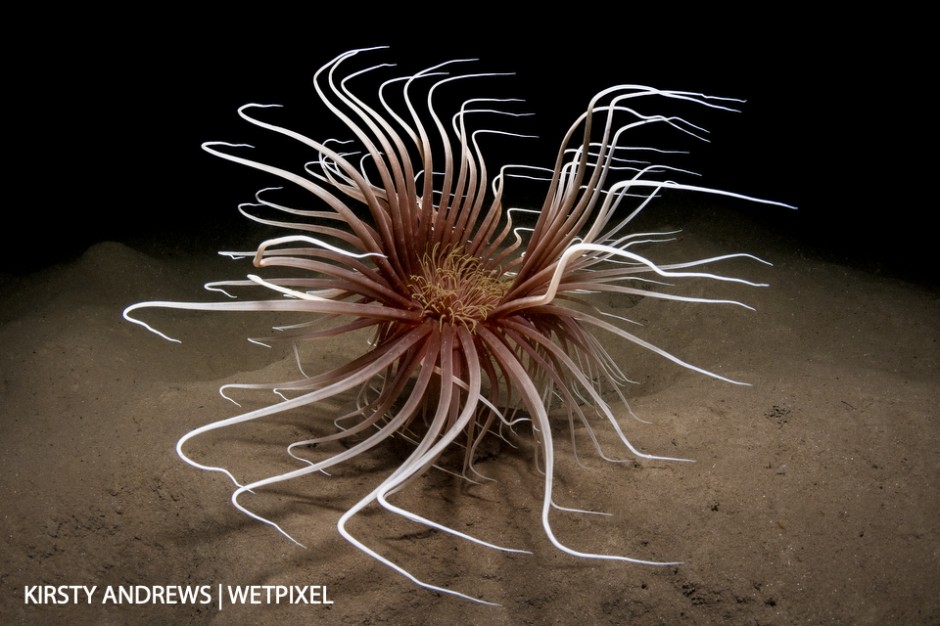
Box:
[409,245,509,331]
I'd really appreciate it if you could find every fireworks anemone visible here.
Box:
[124,47,792,604]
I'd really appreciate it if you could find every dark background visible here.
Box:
[10,15,926,285]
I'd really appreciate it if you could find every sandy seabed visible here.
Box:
[1,208,937,625]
